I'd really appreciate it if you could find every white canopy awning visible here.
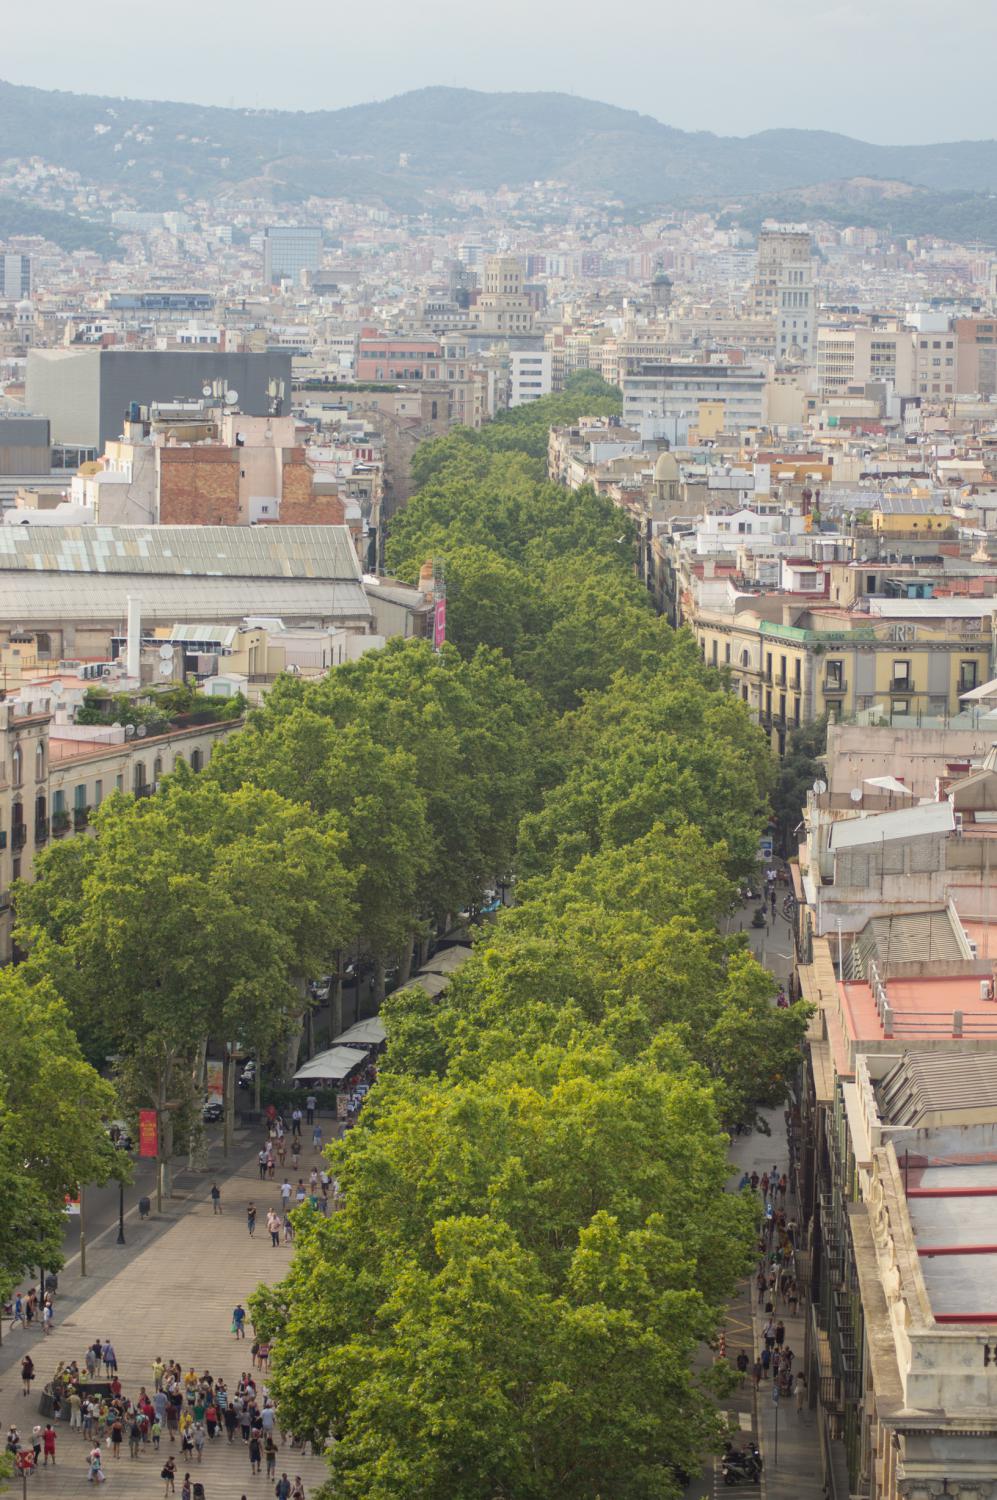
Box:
[330,1018,386,1048]
[864,776,914,796]
[293,1046,367,1083]
[960,676,997,702]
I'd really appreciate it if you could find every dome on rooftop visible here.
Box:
[654,449,680,483]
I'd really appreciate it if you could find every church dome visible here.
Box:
[654,449,680,483]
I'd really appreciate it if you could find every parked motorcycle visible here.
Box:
[721,1441,762,1486]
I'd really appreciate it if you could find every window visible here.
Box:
[35,742,44,781]
[892,660,911,688]
[191,749,203,773]
[11,745,21,787]
[93,779,102,807]
[115,774,124,794]
[74,783,87,811]
[825,659,844,690]
[725,642,731,664]
[34,632,51,658]
[711,640,718,666]
[891,699,910,716]
[153,756,163,783]
[133,763,146,793]
[741,649,750,668]
[960,660,979,692]
[52,790,65,815]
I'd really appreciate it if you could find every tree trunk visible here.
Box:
[371,957,386,1008]
[283,976,310,1080]
[223,1047,234,1159]
[397,933,416,988]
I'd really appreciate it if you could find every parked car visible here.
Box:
[202,1098,224,1123]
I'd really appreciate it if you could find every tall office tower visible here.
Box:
[750,228,815,363]
[0,253,31,300]
[263,226,323,284]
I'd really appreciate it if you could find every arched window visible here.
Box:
[11,744,22,787]
[35,742,45,781]
[190,749,203,773]
[153,756,163,784]
[133,762,146,794]
[741,650,750,668]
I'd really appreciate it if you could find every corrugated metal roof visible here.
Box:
[0,525,361,581]
[874,496,947,515]
[830,800,955,850]
[0,573,371,624]
[850,909,966,979]
[878,1051,997,1125]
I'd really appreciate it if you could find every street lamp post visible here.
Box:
[117,1176,125,1246]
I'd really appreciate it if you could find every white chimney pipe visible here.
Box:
[126,595,141,680]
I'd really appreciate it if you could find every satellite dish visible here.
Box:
[225,389,239,405]
[850,787,863,803]
[201,384,213,398]
[159,643,173,660]
[159,661,173,677]
[124,724,136,739]
[812,779,827,795]
[136,725,147,738]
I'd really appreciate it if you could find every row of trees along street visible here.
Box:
[8,373,813,1493]
[235,375,814,1499]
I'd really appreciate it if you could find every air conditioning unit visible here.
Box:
[980,979,994,1002]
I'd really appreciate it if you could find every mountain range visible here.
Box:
[4,78,997,237]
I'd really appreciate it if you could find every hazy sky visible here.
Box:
[6,0,997,144]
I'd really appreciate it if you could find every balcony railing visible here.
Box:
[73,806,90,830]
[823,678,847,695]
[51,811,71,837]
[34,819,49,845]
[12,824,26,850]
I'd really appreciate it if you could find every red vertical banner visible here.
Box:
[138,1109,158,1158]
[433,597,447,649]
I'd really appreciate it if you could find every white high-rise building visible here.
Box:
[0,253,31,301]
[751,229,815,365]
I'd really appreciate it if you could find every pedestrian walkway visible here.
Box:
[0,1146,330,1499]
[726,1113,823,1500]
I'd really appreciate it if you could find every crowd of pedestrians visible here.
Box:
[6,1342,310,1496]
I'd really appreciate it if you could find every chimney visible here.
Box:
[126,595,141,680]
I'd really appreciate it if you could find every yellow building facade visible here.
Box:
[694,606,991,753]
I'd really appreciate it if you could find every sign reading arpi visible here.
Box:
[138,1109,158,1158]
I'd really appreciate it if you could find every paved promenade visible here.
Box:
[0,1142,330,1499]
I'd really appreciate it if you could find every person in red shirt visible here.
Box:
[42,1425,56,1466]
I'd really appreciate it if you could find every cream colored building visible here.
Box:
[471,257,534,335]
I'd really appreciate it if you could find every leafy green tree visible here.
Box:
[0,969,119,1301]
[16,776,355,1195]
[774,714,828,856]
[252,1050,752,1500]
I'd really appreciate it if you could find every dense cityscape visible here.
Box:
[2,42,997,1500]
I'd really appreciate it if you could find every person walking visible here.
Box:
[752,1357,763,1389]
[232,1303,247,1339]
[89,1445,106,1485]
[247,1203,257,1238]
[249,1433,262,1475]
[291,1107,302,1139]
[258,1149,268,1181]
[210,1183,222,1214]
[42,1424,56,1466]
[181,1473,192,1500]
[20,1355,34,1397]
[110,1415,123,1459]
[265,1434,278,1479]
[275,1475,292,1500]
[291,1478,305,1500]
[305,1094,316,1126]
[267,1209,281,1248]
[42,1299,53,1335]
[280,1179,292,1212]
[794,1372,807,1415]
[311,1123,322,1154]
[161,1456,176,1494]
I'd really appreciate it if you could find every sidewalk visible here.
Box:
[0,1140,331,1498]
[721,902,824,1500]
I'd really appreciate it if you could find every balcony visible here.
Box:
[34,819,49,846]
[73,806,90,831]
[12,824,26,850]
[51,810,71,837]
[823,677,847,696]
[890,679,913,695]
[134,783,154,799]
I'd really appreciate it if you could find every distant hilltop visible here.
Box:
[4,78,997,211]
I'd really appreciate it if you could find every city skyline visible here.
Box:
[5,0,997,145]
